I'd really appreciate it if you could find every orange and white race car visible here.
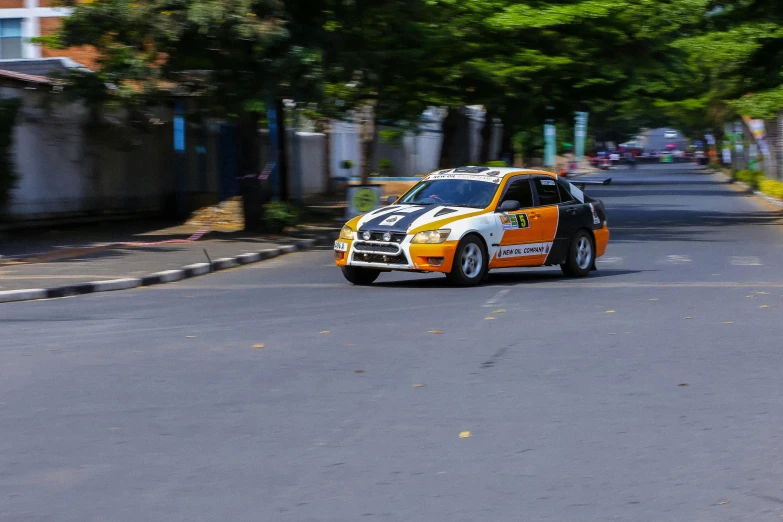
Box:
[334,166,611,286]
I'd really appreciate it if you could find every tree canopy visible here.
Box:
[41,0,783,156]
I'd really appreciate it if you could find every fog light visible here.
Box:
[428,257,444,266]
[334,251,344,261]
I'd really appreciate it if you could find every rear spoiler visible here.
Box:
[570,178,612,190]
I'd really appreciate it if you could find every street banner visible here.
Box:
[346,185,382,219]
[544,124,556,167]
[574,112,588,161]
[742,115,772,171]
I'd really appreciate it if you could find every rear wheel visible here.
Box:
[560,230,594,278]
[447,235,487,287]
[342,266,381,285]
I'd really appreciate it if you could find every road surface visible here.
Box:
[2,164,783,522]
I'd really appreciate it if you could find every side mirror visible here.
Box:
[499,200,520,212]
[386,195,398,205]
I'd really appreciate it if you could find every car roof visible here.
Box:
[426,166,555,179]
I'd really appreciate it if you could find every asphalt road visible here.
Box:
[3,164,783,522]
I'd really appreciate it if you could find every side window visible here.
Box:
[500,178,534,208]
[557,181,575,204]
[534,178,561,206]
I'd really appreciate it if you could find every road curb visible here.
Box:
[0,232,338,304]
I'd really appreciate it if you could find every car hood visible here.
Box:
[356,204,481,234]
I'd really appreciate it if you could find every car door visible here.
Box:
[529,176,563,263]
[491,175,547,268]
[546,179,594,264]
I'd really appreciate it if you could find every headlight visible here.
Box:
[339,225,355,240]
[411,229,451,244]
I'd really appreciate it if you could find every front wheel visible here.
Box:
[446,235,487,286]
[341,266,381,285]
[560,230,595,278]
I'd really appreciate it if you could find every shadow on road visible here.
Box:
[374,269,647,289]
[607,207,783,243]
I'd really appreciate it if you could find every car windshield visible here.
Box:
[399,178,500,208]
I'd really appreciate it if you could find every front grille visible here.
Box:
[353,242,400,254]
[357,231,406,243]
[353,252,408,265]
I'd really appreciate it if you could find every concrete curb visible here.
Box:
[713,171,783,210]
[0,233,338,305]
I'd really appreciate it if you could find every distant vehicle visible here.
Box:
[335,167,611,286]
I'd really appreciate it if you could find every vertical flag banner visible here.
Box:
[544,123,556,167]
[574,112,588,161]
[742,115,771,172]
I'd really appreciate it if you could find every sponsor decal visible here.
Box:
[499,213,530,230]
[425,174,501,184]
[379,214,405,227]
[496,242,552,258]
[499,214,513,230]
[334,241,348,252]
[589,203,601,225]
[541,179,556,186]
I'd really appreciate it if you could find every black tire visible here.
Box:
[560,230,595,278]
[446,235,488,287]
[341,266,381,285]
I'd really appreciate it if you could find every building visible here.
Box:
[0,0,94,67]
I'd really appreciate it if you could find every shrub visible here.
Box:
[759,179,783,200]
[263,201,301,233]
[485,160,508,168]
[734,169,765,189]
[378,158,393,175]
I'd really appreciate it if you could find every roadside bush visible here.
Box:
[263,201,301,233]
[759,179,783,200]
[485,160,508,168]
[734,169,765,189]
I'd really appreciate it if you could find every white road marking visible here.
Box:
[730,256,763,266]
[483,288,511,307]
[664,255,692,264]
[597,256,624,265]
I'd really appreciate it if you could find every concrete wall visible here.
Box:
[4,88,173,219]
[2,91,503,220]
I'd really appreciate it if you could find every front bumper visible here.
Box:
[334,238,458,273]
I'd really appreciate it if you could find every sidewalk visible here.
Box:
[0,214,342,301]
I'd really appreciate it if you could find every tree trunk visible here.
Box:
[500,120,515,166]
[438,107,471,168]
[438,108,458,169]
[479,108,495,164]
[237,109,263,232]
[237,110,260,177]
[275,99,289,201]
[358,103,376,185]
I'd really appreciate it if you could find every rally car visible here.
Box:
[334,167,611,286]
